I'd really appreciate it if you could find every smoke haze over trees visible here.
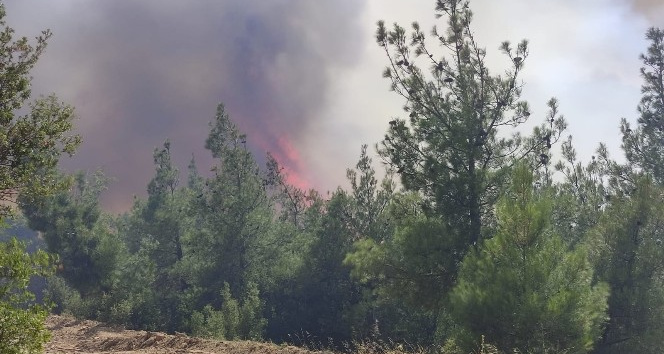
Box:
[1,0,661,212]
[4,0,367,211]
[3,0,664,353]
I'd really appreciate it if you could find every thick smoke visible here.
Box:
[9,0,661,212]
[5,1,366,211]
[629,0,664,20]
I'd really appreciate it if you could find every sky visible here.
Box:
[4,0,663,212]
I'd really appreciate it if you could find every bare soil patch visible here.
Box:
[45,315,318,354]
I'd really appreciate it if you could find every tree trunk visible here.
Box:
[468,157,481,247]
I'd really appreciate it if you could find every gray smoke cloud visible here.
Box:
[5,1,366,211]
[629,0,664,20]
[8,0,663,212]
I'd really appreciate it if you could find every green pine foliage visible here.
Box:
[6,1,664,353]
[190,282,266,340]
[346,208,461,312]
[0,238,54,354]
[589,178,664,352]
[190,304,226,340]
[622,28,664,183]
[43,275,85,317]
[551,137,609,247]
[588,27,664,353]
[365,1,568,340]
[191,104,274,300]
[376,0,565,250]
[20,171,118,298]
[0,2,80,219]
[0,2,80,352]
[450,164,608,352]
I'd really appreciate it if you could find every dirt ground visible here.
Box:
[44,315,319,354]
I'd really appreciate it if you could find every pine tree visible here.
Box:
[345,145,395,242]
[551,137,609,247]
[189,104,272,304]
[621,27,664,183]
[450,164,608,352]
[121,140,193,331]
[377,0,565,250]
[20,171,116,298]
[346,0,567,342]
[590,177,664,353]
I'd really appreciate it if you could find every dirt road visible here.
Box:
[44,315,317,354]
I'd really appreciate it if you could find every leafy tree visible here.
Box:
[262,150,389,343]
[347,0,569,344]
[257,186,321,342]
[0,3,80,352]
[238,282,268,340]
[42,274,84,316]
[278,147,403,344]
[344,147,458,343]
[363,3,569,337]
[126,140,183,257]
[622,28,664,183]
[0,218,49,303]
[0,237,54,354]
[450,164,608,353]
[20,172,139,328]
[338,146,437,343]
[376,0,565,250]
[190,304,225,340]
[0,4,80,218]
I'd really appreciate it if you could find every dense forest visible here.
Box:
[2,0,664,353]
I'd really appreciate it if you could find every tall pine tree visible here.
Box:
[377,0,565,249]
[622,28,664,183]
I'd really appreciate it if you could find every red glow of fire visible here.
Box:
[273,135,311,191]
[237,114,312,191]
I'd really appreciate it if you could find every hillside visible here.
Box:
[45,315,320,354]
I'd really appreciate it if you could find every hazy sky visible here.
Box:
[5,0,663,212]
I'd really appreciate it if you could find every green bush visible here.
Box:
[190,282,266,340]
[239,282,267,340]
[0,238,54,354]
[191,304,226,339]
[44,275,87,317]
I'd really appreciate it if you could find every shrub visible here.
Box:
[0,238,54,353]
[190,282,266,340]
